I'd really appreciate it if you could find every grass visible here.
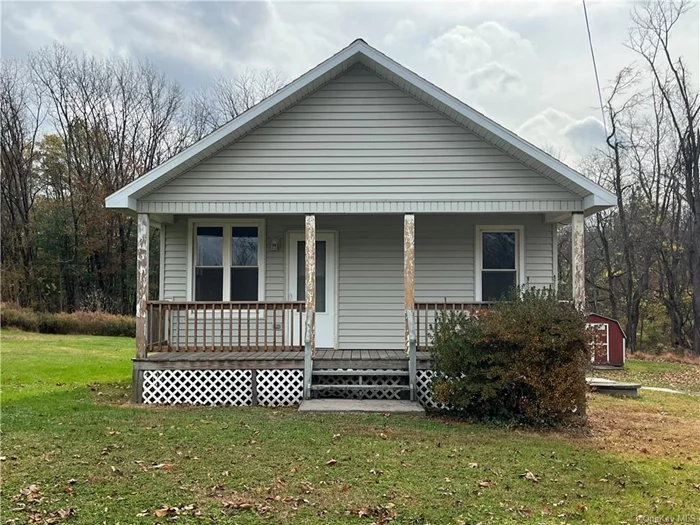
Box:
[1,329,699,524]
[594,358,700,393]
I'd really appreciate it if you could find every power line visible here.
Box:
[582,0,609,138]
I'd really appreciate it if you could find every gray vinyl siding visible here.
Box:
[161,214,555,350]
[142,65,580,210]
[162,218,188,300]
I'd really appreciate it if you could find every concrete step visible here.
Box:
[311,384,410,391]
[298,398,425,415]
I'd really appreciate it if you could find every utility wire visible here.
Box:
[582,0,609,138]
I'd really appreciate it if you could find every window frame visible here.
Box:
[474,225,525,302]
[187,218,266,303]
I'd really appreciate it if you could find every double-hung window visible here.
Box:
[476,226,523,302]
[192,220,264,302]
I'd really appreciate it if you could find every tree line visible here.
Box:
[1,1,699,353]
[1,45,282,314]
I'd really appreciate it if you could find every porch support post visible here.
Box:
[303,214,316,400]
[571,212,585,311]
[404,214,415,351]
[404,214,417,401]
[136,213,150,359]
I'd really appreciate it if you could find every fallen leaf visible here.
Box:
[478,479,495,488]
[326,458,337,466]
[468,462,478,468]
[521,470,539,483]
[20,485,42,503]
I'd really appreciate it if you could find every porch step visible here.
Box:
[299,399,424,415]
[312,370,409,376]
[311,384,411,391]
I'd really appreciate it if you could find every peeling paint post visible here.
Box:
[136,213,150,360]
[404,214,415,354]
[571,212,585,311]
[404,214,417,401]
[303,215,316,399]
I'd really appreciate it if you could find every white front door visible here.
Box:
[287,232,337,349]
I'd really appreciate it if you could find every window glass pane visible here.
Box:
[482,271,516,301]
[196,227,223,266]
[232,227,258,267]
[482,232,515,269]
[195,267,223,301]
[231,268,258,301]
[296,240,327,313]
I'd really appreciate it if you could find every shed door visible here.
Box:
[587,323,609,363]
[287,232,337,349]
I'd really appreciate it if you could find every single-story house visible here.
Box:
[106,39,616,407]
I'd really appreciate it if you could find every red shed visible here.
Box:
[587,313,626,367]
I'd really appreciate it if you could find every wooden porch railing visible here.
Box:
[414,302,493,350]
[146,301,307,354]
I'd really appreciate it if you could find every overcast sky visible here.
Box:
[2,1,698,167]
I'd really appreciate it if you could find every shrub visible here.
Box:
[0,304,40,332]
[431,289,589,426]
[1,303,135,337]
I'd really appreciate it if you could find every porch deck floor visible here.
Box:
[135,349,433,370]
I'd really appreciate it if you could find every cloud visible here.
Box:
[3,2,127,58]
[1,0,697,168]
[425,25,493,72]
[518,108,606,164]
[423,21,536,109]
[129,3,237,73]
[425,22,535,73]
[464,61,524,94]
[383,19,417,46]
[242,3,344,78]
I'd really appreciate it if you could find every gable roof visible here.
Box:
[106,39,616,213]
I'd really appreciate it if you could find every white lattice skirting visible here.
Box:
[142,370,303,407]
[416,370,446,409]
[140,369,441,408]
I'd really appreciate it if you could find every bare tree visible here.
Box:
[190,68,284,136]
[0,60,44,305]
[602,67,655,351]
[0,60,45,306]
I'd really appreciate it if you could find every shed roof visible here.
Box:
[106,39,616,213]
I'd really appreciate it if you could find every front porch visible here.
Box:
[134,348,435,405]
[132,212,587,407]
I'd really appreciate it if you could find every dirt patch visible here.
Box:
[564,392,700,463]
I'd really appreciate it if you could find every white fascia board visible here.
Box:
[105,40,368,211]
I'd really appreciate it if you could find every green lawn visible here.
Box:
[2,329,699,524]
[594,358,700,392]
